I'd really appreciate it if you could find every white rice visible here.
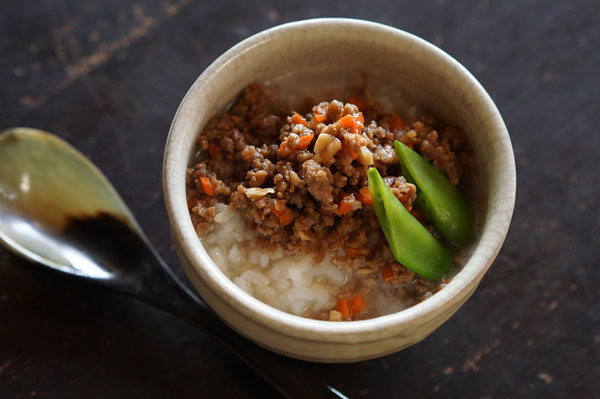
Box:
[202,203,426,319]
[203,205,350,316]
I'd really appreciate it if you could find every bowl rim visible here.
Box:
[163,17,516,343]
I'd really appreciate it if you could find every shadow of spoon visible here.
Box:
[0,127,348,399]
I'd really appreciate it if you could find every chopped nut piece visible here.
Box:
[328,310,342,321]
[244,187,275,199]
[354,268,376,278]
[357,146,374,166]
[314,133,342,164]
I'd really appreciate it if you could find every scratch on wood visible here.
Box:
[62,16,155,84]
[19,96,44,108]
[61,0,194,85]
[165,0,193,16]
[9,0,196,124]
[54,17,82,38]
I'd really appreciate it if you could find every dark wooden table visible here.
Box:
[1,1,598,398]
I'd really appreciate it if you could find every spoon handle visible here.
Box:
[116,245,346,399]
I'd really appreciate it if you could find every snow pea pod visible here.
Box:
[368,168,453,281]
[394,140,474,247]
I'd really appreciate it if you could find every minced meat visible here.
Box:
[186,84,470,320]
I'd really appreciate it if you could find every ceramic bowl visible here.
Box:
[163,18,516,362]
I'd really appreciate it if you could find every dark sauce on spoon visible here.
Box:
[60,212,146,275]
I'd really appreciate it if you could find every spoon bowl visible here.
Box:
[0,128,138,279]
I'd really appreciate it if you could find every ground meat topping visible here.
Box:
[186,84,470,320]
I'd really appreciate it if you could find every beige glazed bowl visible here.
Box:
[163,18,516,362]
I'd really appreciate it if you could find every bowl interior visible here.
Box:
[165,19,515,337]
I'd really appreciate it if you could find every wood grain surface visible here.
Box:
[1,0,598,398]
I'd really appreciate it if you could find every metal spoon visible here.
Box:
[0,127,347,399]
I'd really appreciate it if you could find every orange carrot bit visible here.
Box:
[389,113,405,131]
[295,134,314,151]
[347,247,368,257]
[346,248,363,256]
[278,141,286,155]
[348,97,366,110]
[338,114,356,130]
[338,114,364,134]
[291,111,308,127]
[356,186,373,206]
[399,193,411,205]
[356,112,364,125]
[336,297,351,319]
[350,294,366,315]
[337,200,352,216]
[382,265,394,282]
[347,248,358,256]
[272,205,293,226]
[313,112,326,123]
[199,177,214,196]
[352,112,365,134]
[208,144,221,157]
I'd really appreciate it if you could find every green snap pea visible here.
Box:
[394,140,474,247]
[368,168,453,281]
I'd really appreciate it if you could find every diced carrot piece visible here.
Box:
[291,111,308,127]
[382,265,394,282]
[278,209,293,226]
[337,200,352,215]
[336,298,350,319]
[356,112,364,125]
[208,144,220,157]
[279,142,285,155]
[399,193,410,205]
[353,113,365,134]
[347,247,368,257]
[348,97,366,110]
[295,134,314,151]
[313,112,326,123]
[338,114,355,130]
[347,248,360,256]
[389,113,405,131]
[200,177,213,196]
[356,186,373,206]
[350,295,366,315]
[338,114,364,134]
[272,205,293,226]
